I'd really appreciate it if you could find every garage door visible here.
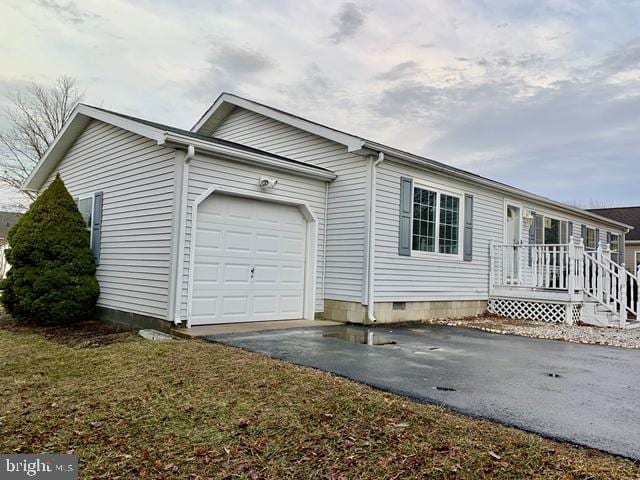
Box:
[191,194,307,325]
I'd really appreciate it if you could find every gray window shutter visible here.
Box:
[568,221,573,238]
[581,224,587,241]
[398,177,413,256]
[92,192,103,265]
[595,228,600,247]
[606,231,611,247]
[528,213,537,266]
[619,234,625,266]
[463,194,473,261]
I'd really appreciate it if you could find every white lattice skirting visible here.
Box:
[488,298,582,324]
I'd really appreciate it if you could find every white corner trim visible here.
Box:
[184,185,318,327]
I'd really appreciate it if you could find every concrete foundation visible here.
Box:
[321,299,487,324]
[96,306,171,333]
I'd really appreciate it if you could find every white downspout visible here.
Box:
[322,181,329,302]
[173,145,195,325]
[367,152,385,323]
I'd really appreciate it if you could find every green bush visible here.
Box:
[0,175,99,323]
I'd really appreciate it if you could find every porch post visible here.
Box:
[597,243,605,303]
[567,236,576,301]
[489,239,495,295]
[620,263,627,328]
[564,303,573,325]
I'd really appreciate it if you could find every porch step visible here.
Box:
[582,301,616,327]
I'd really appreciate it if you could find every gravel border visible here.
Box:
[423,316,640,349]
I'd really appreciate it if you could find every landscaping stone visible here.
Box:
[425,316,640,349]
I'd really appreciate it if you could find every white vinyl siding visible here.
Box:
[179,152,327,319]
[42,119,176,319]
[374,157,627,303]
[212,107,367,303]
[374,159,502,302]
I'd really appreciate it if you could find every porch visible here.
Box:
[489,238,640,328]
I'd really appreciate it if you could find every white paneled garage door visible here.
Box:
[191,194,307,325]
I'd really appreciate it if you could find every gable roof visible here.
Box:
[23,104,336,191]
[192,93,366,152]
[588,207,640,241]
[192,92,632,232]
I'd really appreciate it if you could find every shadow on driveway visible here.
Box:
[205,324,640,460]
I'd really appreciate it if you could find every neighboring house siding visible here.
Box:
[179,153,327,319]
[374,157,627,302]
[43,120,176,319]
[626,244,640,271]
[212,107,367,302]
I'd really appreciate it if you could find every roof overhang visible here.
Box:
[163,132,336,181]
[364,140,634,233]
[191,93,366,153]
[23,104,336,192]
[22,105,167,192]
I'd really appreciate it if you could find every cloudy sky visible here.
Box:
[1,0,639,208]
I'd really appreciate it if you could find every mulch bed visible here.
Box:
[0,312,136,348]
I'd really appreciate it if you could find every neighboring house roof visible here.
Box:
[588,207,640,240]
[0,211,20,239]
[22,104,337,191]
[193,92,632,232]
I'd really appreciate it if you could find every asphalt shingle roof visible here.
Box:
[588,207,640,240]
[84,105,334,174]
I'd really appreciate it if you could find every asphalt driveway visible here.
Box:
[205,324,640,460]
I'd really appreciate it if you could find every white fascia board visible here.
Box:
[192,93,366,153]
[163,133,337,181]
[366,141,633,232]
[22,104,167,192]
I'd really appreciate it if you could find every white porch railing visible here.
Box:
[490,237,640,327]
[490,239,583,294]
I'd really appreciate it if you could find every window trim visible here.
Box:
[410,182,464,260]
[585,226,597,250]
[76,193,95,246]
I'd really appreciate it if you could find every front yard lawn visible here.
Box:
[1,324,639,479]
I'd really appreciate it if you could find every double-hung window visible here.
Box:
[534,215,568,245]
[412,185,461,256]
[585,227,597,250]
[610,233,620,263]
[76,195,94,245]
[74,192,103,265]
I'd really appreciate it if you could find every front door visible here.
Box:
[505,205,521,283]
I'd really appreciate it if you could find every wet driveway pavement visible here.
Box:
[204,324,640,460]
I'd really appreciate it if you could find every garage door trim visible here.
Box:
[185,185,318,327]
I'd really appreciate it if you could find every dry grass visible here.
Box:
[1,326,639,479]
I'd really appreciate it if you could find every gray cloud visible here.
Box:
[329,2,366,44]
[189,43,273,100]
[598,36,640,75]
[278,63,327,101]
[375,61,420,81]
[37,0,100,24]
